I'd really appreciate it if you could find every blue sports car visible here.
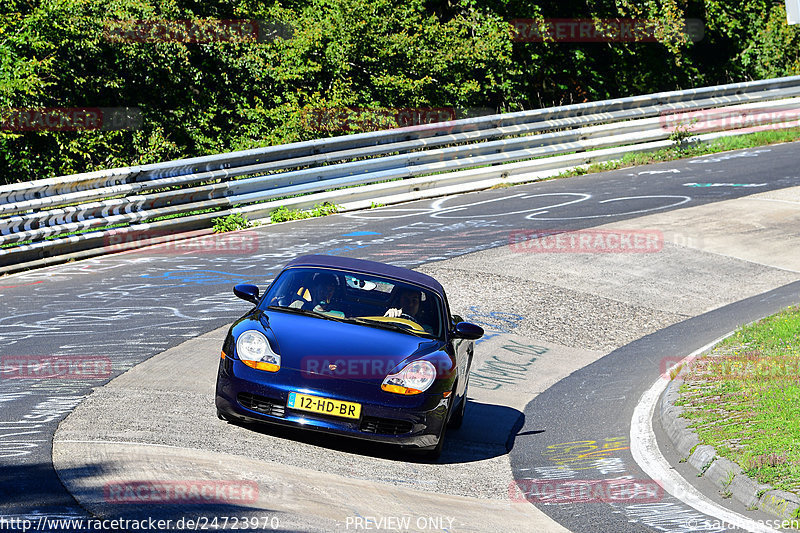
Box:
[215,254,483,458]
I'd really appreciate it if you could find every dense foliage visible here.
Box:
[1,0,798,184]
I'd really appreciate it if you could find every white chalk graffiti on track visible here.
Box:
[343,191,694,222]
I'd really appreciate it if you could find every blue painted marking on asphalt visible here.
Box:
[326,244,369,255]
[140,270,252,285]
[476,332,501,345]
[343,231,381,236]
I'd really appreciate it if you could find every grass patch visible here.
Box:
[677,305,800,493]
[149,206,222,222]
[212,213,253,233]
[270,202,340,223]
[550,126,800,180]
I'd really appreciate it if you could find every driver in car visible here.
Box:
[384,288,434,334]
[384,288,421,319]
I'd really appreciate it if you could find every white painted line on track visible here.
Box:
[630,333,779,533]
[638,170,681,175]
[431,193,591,219]
[430,193,527,210]
[752,198,800,206]
[57,439,202,451]
[527,195,692,220]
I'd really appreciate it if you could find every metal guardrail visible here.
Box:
[3,75,800,274]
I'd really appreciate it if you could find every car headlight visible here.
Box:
[381,360,436,395]
[236,330,280,372]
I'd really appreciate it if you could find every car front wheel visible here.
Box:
[448,377,468,429]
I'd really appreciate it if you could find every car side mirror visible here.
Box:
[233,283,260,305]
[453,322,484,340]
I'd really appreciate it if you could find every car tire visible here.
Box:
[448,376,469,430]
[423,393,454,460]
[448,395,466,430]
[427,429,445,460]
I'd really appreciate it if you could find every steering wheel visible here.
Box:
[359,315,426,333]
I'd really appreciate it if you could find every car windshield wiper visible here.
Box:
[349,317,428,337]
[266,305,345,322]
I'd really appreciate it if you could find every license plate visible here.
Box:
[287,392,361,419]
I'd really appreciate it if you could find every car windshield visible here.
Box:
[261,267,444,338]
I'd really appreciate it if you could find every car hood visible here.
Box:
[259,310,444,382]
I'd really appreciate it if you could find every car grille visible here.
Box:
[360,416,414,435]
[238,392,285,418]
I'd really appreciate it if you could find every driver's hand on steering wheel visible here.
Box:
[385,308,417,321]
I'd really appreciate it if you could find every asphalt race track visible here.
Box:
[2,142,800,532]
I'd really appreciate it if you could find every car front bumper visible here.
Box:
[214,357,450,449]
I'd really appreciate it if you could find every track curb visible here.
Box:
[658,370,800,522]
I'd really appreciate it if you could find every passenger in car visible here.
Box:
[291,273,343,316]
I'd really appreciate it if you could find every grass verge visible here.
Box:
[549,127,800,180]
[270,202,340,223]
[676,305,800,493]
